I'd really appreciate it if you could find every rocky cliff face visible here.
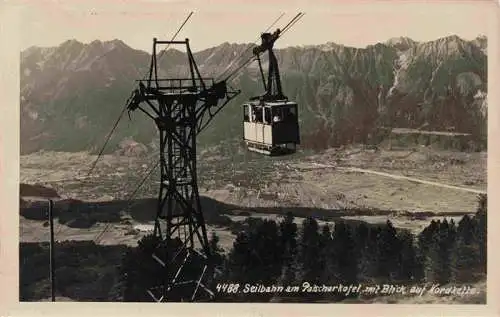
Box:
[385,35,487,134]
[20,35,487,154]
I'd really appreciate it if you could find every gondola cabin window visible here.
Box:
[242,101,300,155]
[243,104,250,122]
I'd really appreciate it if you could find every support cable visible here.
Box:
[222,13,305,83]
[215,12,285,82]
[85,12,194,178]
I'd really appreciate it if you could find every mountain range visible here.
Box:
[20,35,488,154]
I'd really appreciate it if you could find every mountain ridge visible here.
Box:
[22,33,488,53]
[20,34,488,154]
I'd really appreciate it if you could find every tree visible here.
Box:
[397,230,423,282]
[279,212,298,261]
[475,194,487,273]
[417,219,439,282]
[319,224,335,285]
[224,219,283,301]
[375,220,401,282]
[451,202,486,283]
[331,221,358,286]
[354,222,376,282]
[451,234,479,283]
[456,215,474,244]
[427,219,455,284]
[297,217,322,284]
[225,232,251,281]
[209,231,225,272]
[278,213,299,285]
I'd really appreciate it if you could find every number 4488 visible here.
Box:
[216,283,240,293]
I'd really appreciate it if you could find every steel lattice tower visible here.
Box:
[126,38,239,302]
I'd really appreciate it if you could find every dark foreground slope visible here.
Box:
[20,195,486,303]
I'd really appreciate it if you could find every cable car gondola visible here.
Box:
[242,29,300,156]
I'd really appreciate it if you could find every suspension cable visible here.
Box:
[223,13,305,83]
[85,12,194,178]
[155,12,194,66]
[85,98,131,177]
[280,12,304,36]
[93,158,160,244]
[86,13,194,243]
[215,12,285,82]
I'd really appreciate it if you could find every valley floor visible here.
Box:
[20,145,486,248]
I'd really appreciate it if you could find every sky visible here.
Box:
[17,0,494,53]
